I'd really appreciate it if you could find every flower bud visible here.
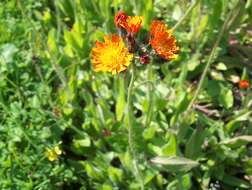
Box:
[228,37,239,45]
[239,79,249,89]
[140,54,150,64]
[103,129,112,137]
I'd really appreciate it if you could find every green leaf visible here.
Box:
[73,137,91,147]
[47,29,58,54]
[143,126,156,140]
[185,126,206,159]
[206,81,234,109]
[226,110,252,133]
[151,156,199,172]
[187,52,201,71]
[220,174,252,189]
[107,167,123,183]
[162,134,177,156]
[116,76,125,121]
[221,136,252,148]
[85,162,103,180]
[215,62,227,71]
[0,43,18,63]
[218,87,233,109]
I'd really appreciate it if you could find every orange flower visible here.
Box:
[91,34,133,74]
[125,16,143,34]
[114,12,143,34]
[239,79,249,89]
[150,20,179,60]
[114,11,128,29]
[150,20,167,36]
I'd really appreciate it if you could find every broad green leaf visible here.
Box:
[73,137,91,147]
[102,184,113,190]
[220,174,252,189]
[187,52,200,71]
[0,43,18,63]
[107,167,123,183]
[151,156,199,172]
[207,80,234,109]
[226,110,252,133]
[216,62,227,71]
[143,126,156,140]
[166,174,192,190]
[172,5,182,21]
[218,88,233,109]
[221,136,252,148]
[185,126,206,159]
[162,134,177,156]
[85,162,103,180]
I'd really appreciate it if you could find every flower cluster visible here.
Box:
[91,11,179,74]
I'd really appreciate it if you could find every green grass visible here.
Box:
[0,0,252,189]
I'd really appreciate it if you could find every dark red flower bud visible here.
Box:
[239,80,249,89]
[229,37,239,45]
[103,129,112,137]
[140,54,150,64]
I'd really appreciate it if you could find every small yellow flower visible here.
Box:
[45,146,62,161]
[91,34,133,74]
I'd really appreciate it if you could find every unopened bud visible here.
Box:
[140,54,150,64]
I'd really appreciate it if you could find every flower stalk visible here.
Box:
[172,0,200,31]
[145,63,154,127]
[186,8,238,111]
[126,63,144,190]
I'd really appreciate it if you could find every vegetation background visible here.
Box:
[0,0,252,189]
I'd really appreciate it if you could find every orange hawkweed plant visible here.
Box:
[91,11,179,189]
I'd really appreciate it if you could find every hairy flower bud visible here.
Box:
[140,54,150,64]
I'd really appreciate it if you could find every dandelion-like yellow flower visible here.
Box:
[92,34,133,74]
[45,146,62,161]
[126,16,143,34]
[150,20,179,60]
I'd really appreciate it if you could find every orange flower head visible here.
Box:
[239,79,249,89]
[150,20,167,36]
[150,20,179,60]
[114,11,128,29]
[125,16,143,34]
[91,34,133,75]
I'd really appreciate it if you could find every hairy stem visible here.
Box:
[145,63,153,127]
[186,9,237,111]
[172,0,200,31]
[127,64,144,190]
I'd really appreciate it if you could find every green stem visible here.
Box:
[186,10,236,111]
[145,63,153,127]
[172,0,200,31]
[178,174,184,190]
[127,64,144,190]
